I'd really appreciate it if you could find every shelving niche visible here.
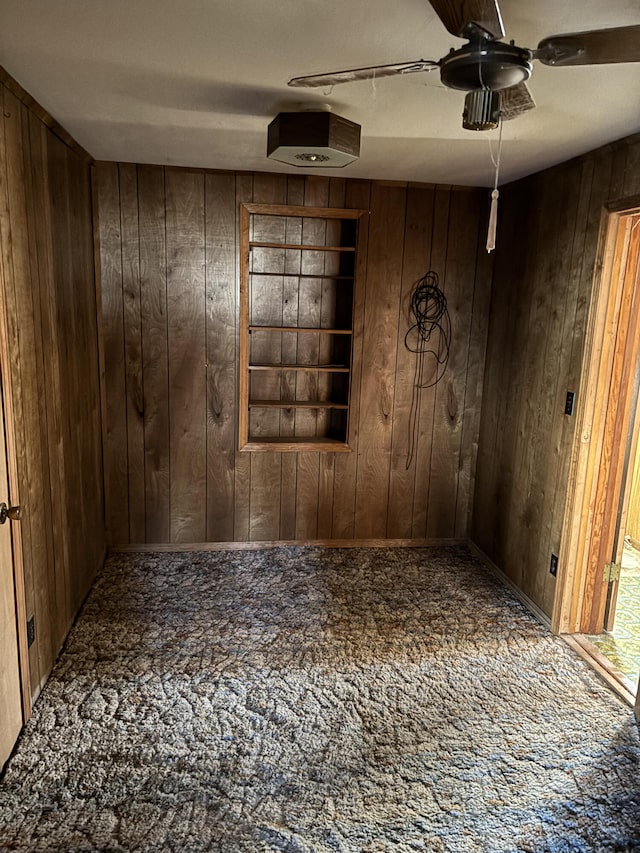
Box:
[239,202,367,451]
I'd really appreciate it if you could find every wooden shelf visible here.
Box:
[242,202,365,221]
[242,436,353,453]
[249,399,349,410]
[250,272,354,281]
[249,363,349,373]
[249,241,355,252]
[249,325,352,335]
[240,202,366,452]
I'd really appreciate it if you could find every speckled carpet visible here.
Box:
[0,546,638,853]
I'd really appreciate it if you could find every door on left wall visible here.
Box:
[0,373,23,769]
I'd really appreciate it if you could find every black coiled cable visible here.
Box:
[404,271,451,468]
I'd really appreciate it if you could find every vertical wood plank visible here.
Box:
[49,138,81,619]
[166,168,206,542]
[387,186,435,538]
[119,163,145,542]
[138,164,170,542]
[35,124,75,657]
[472,179,529,565]
[95,162,129,544]
[455,195,492,538]
[21,104,58,691]
[427,189,481,539]
[530,162,584,614]
[205,171,236,541]
[354,183,407,538]
[412,187,450,538]
[26,110,58,689]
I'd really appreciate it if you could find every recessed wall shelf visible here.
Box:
[239,202,367,452]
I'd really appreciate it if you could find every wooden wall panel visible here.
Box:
[95,162,128,545]
[138,165,170,542]
[386,186,435,539]
[0,73,105,699]
[427,189,483,539]
[96,164,493,547]
[354,183,407,539]
[205,171,236,542]
[472,133,640,618]
[119,163,145,543]
[166,169,207,542]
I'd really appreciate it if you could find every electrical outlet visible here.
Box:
[564,391,575,416]
[26,615,35,648]
[550,554,558,577]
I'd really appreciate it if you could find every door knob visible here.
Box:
[0,502,22,524]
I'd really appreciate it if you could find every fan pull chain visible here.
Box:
[486,118,504,253]
[487,188,499,252]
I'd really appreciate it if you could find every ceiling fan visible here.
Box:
[288,0,640,130]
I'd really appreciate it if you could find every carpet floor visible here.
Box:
[0,546,638,852]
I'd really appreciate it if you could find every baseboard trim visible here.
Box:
[468,542,552,630]
[109,537,465,553]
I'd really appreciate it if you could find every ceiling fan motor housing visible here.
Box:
[440,41,533,91]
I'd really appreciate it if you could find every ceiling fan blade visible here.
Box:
[536,25,640,67]
[500,82,536,120]
[288,60,439,88]
[427,0,504,40]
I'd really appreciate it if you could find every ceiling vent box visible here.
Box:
[267,111,360,167]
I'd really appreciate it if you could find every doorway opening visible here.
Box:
[554,200,640,704]
[586,406,640,696]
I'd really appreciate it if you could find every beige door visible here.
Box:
[0,374,23,768]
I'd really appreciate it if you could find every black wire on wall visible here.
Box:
[404,271,451,469]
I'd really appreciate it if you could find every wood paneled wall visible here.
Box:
[472,133,640,618]
[0,72,105,697]
[95,165,493,546]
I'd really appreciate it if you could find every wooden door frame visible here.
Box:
[553,197,640,635]
[0,244,32,722]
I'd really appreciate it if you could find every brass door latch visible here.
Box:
[0,503,22,524]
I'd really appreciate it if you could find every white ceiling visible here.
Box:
[1,0,639,187]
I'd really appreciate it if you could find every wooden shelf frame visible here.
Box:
[239,202,367,452]
[248,325,352,335]
[249,364,350,373]
[249,400,349,410]
[250,241,356,252]
[250,272,354,281]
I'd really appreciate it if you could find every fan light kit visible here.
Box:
[267,110,361,167]
[463,90,501,131]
